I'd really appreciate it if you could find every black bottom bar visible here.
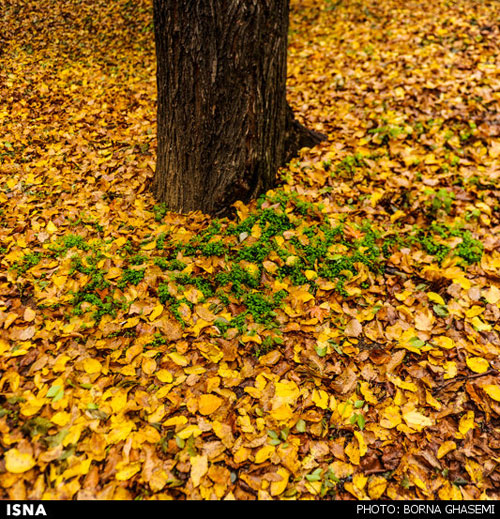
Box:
[1,500,499,518]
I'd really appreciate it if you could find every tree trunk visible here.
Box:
[152,0,325,216]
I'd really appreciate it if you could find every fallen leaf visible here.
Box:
[190,455,208,487]
[5,449,36,474]
[344,318,362,337]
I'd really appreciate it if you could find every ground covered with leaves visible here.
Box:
[1,0,500,501]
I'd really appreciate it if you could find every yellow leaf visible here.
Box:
[61,322,76,334]
[337,401,353,420]
[353,473,368,490]
[190,317,211,336]
[455,276,471,290]
[345,441,360,465]
[359,381,377,405]
[177,424,202,439]
[142,356,157,375]
[148,469,169,492]
[115,462,141,481]
[240,333,262,344]
[156,369,173,383]
[368,476,387,499]
[432,336,454,349]
[63,424,84,446]
[5,449,36,473]
[187,366,207,376]
[465,459,482,483]
[168,352,189,366]
[114,237,128,248]
[391,376,418,392]
[470,316,491,332]
[83,358,102,374]
[62,458,92,480]
[142,425,161,444]
[402,409,434,431]
[465,305,484,318]
[390,210,405,223]
[123,316,140,329]
[148,404,166,423]
[46,221,58,234]
[51,411,71,426]
[379,405,402,429]
[110,390,128,413]
[425,391,442,410]
[190,455,208,487]
[409,467,429,493]
[149,304,164,321]
[395,289,412,302]
[290,288,314,303]
[105,267,122,280]
[466,356,489,374]
[274,380,300,406]
[305,480,322,496]
[270,467,290,496]
[53,355,71,372]
[483,384,500,402]
[196,342,223,363]
[6,178,17,189]
[254,445,275,464]
[437,441,456,459]
[371,190,384,207]
[198,394,223,415]
[329,461,354,479]
[443,361,457,379]
[20,396,44,417]
[106,421,134,444]
[458,410,475,437]
[439,482,462,500]
[270,404,293,422]
[4,371,20,391]
[354,430,367,457]
[233,447,250,464]
[142,241,156,250]
[424,153,438,164]
[214,419,237,445]
[52,275,67,288]
[312,389,329,410]
[427,292,445,305]
[164,415,187,427]
[250,224,261,239]
[0,339,10,356]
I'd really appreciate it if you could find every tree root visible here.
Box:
[283,104,327,164]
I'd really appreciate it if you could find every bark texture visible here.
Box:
[152,0,325,216]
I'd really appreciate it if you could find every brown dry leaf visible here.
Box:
[344,318,362,337]
[414,310,434,332]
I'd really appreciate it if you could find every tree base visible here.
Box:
[152,0,326,217]
[152,105,326,218]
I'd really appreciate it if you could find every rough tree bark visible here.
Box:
[152,0,325,216]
